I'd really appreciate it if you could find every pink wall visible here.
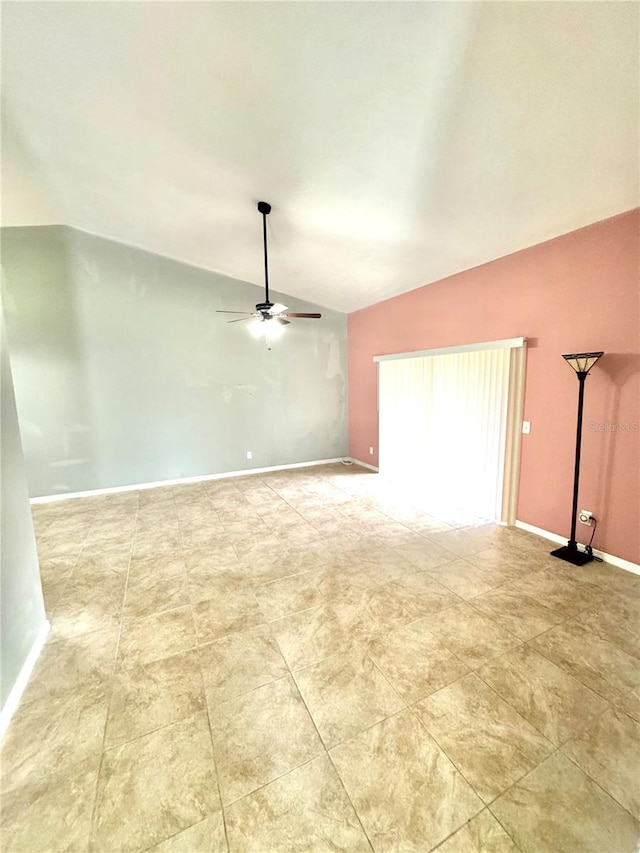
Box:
[348,210,639,564]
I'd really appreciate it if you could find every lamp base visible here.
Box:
[550,544,594,566]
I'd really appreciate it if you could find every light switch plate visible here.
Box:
[522,421,531,435]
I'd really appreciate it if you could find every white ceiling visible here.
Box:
[2,2,638,313]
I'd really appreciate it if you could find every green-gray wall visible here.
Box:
[1,314,47,712]
[2,225,347,497]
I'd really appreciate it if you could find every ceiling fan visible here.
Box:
[217,201,321,346]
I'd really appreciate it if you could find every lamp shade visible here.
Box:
[562,351,604,374]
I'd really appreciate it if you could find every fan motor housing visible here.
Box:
[256,302,273,313]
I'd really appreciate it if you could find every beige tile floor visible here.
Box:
[2,463,640,852]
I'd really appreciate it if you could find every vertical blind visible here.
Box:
[378,347,512,521]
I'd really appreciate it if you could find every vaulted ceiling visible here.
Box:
[2,2,638,312]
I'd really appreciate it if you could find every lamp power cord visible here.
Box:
[584,517,603,562]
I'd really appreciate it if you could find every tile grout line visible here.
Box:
[44,506,97,627]
[87,489,140,845]
[484,745,562,821]
[174,484,232,853]
[479,810,524,853]
[121,486,220,847]
[237,473,390,824]
[471,646,615,749]
[559,735,640,823]
[463,699,637,846]
[392,603,635,831]
[402,700,487,816]
[96,708,206,754]
[412,691,565,816]
[274,627,377,853]
[136,815,208,853]
[523,629,636,707]
[205,470,356,838]
[221,753,319,810]
[429,807,524,853]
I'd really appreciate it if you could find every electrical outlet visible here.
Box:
[579,509,593,525]
[246,451,252,460]
[522,421,531,435]
[369,446,374,455]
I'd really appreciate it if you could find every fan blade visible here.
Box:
[268,303,288,315]
[275,317,291,325]
[283,313,322,319]
[227,316,254,324]
[217,309,253,315]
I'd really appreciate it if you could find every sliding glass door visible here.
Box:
[377,341,525,523]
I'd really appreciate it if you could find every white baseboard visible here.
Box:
[515,520,640,576]
[30,458,346,504]
[348,458,379,472]
[0,620,50,742]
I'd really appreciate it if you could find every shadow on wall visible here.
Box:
[2,226,98,493]
[594,352,640,523]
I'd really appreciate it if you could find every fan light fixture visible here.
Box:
[216,201,321,349]
[250,317,285,340]
[550,350,604,567]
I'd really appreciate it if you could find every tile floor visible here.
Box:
[1,463,640,852]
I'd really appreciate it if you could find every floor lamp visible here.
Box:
[551,351,604,566]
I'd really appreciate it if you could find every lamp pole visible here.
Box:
[567,371,587,550]
[551,351,603,567]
